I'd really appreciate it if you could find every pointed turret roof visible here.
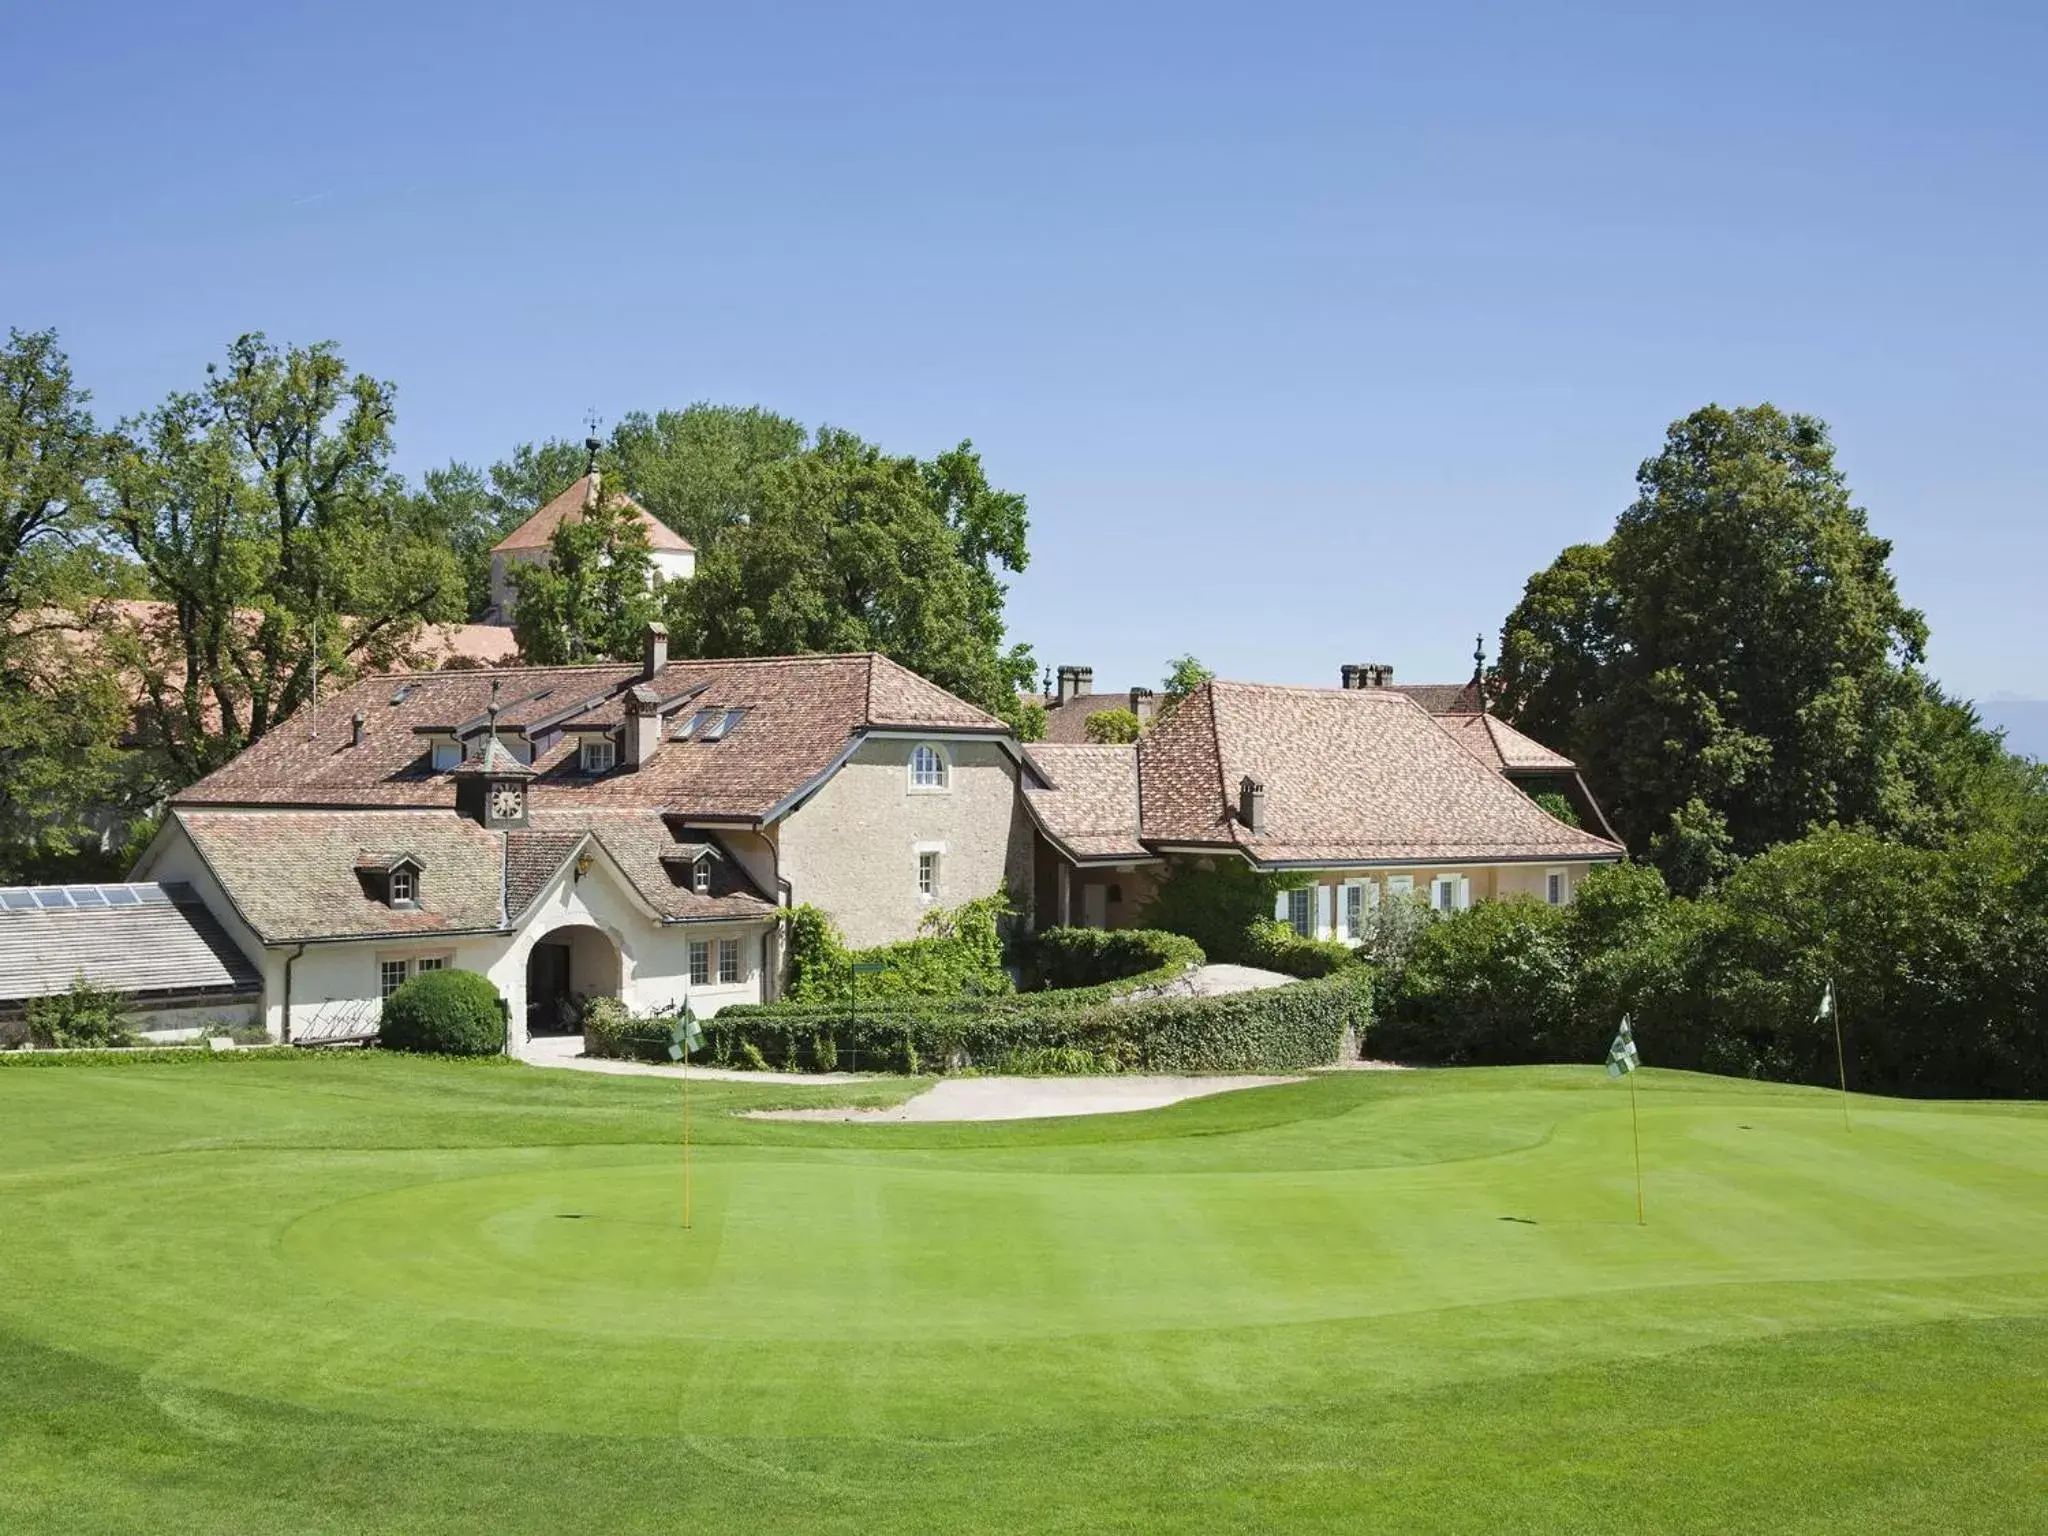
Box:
[489,475,694,555]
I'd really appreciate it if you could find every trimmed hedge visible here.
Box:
[1240,921,1357,979]
[582,997,677,1063]
[378,969,506,1057]
[1017,927,1205,991]
[707,969,1369,1075]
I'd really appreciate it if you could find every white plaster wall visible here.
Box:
[775,736,1036,949]
[652,548,696,584]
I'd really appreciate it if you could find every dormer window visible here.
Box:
[910,742,949,791]
[581,738,616,774]
[692,856,712,895]
[390,868,416,905]
[431,740,461,772]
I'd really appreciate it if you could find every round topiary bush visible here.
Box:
[379,969,506,1056]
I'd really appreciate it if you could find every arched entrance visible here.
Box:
[525,924,623,1036]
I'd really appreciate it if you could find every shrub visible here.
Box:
[1083,708,1141,744]
[581,996,672,1062]
[1018,927,1204,990]
[378,969,506,1057]
[709,969,1369,1075]
[1135,859,1299,964]
[784,895,1015,1003]
[1240,920,1357,979]
[26,976,138,1050]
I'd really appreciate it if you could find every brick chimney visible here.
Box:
[623,685,663,769]
[1130,686,1155,726]
[1343,663,1393,689]
[1237,775,1266,835]
[1055,665,1093,705]
[1340,664,1362,689]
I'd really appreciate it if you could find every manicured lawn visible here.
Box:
[1,1054,2042,1533]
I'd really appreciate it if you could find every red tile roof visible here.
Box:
[172,653,1003,823]
[1022,744,1153,862]
[1035,689,1151,743]
[490,476,693,555]
[1434,712,1578,774]
[1135,681,1622,866]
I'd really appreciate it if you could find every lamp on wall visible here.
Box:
[574,854,594,882]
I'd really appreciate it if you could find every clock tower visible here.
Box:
[453,730,536,830]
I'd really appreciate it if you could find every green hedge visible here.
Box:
[705,969,1368,1075]
[581,997,677,1063]
[379,969,506,1057]
[783,897,1013,1002]
[1240,921,1358,979]
[1016,927,1205,990]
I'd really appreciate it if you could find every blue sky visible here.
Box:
[7,1,2044,702]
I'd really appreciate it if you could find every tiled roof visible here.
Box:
[1392,681,1481,714]
[504,830,587,917]
[490,476,693,554]
[1135,681,1622,866]
[1434,712,1578,774]
[1036,689,1150,744]
[526,810,775,921]
[171,653,1003,822]
[0,884,261,1005]
[1022,745,1152,862]
[177,810,507,943]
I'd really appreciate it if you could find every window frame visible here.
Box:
[1431,874,1469,914]
[915,842,944,903]
[908,742,950,793]
[1545,868,1567,906]
[691,856,712,895]
[580,737,617,775]
[379,958,412,1000]
[1286,885,1315,938]
[388,867,417,906]
[717,937,740,985]
[688,939,710,986]
[430,740,462,772]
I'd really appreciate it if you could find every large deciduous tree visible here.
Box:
[1496,404,1935,890]
[106,334,462,773]
[509,486,661,664]
[665,430,1037,726]
[0,330,161,881]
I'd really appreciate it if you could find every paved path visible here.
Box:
[519,1033,875,1083]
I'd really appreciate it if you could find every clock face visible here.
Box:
[490,783,524,821]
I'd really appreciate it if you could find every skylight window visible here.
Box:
[698,708,745,743]
[674,709,708,740]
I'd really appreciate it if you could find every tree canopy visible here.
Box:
[665,429,1036,726]
[1495,403,2002,890]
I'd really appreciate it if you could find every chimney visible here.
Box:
[623,685,662,769]
[583,434,602,510]
[1340,664,1361,690]
[1345,663,1393,689]
[1055,665,1093,705]
[642,622,668,681]
[1370,664,1394,688]
[1130,687,1155,726]
[351,711,365,747]
[1237,775,1266,835]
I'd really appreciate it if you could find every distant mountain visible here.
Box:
[1979,699,2048,762]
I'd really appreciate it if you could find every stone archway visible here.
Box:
[524,923,623,1037]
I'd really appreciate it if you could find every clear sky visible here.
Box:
[7,1,2043,702]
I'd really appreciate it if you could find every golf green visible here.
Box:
[1,1055,2042,1533]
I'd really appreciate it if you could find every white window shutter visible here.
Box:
[1456,876,1472,911]
[1366,881,1382,910]
[1335,882,1353,940]
[1315,884,1332,940]
[1275,890,1289,922]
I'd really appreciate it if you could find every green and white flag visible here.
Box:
[1815,980,1835,1022]
[1606,1016,1639,1078]
[667,1005,703,1062]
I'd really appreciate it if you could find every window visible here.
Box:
[675,710,708,740]
[689,940,710,986]
[1287,886,1314,938]
[699,708,744,743]
[580,738,616,774]
[1340,880,1376,940]
[431,740,461,772]
[718,938,740,984]
[1546,869,1567,906]
[1432,875,1469,914]
[692,856,712,895]
[414,955,446,974]
[918,849,940,900]
[910,743,948,790]
[379,959,411,999]
[389,868,416,905]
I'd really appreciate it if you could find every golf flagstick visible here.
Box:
[1820,980,1850,1132]
[1606,1016,1644,1225]
[668,1005,704,1230]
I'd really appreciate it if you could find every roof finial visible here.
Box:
[1473,633,1490,713]
[488,679,502,742]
